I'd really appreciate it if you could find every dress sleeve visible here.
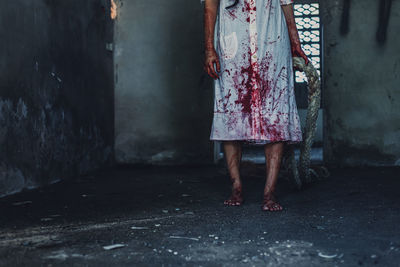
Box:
[280,0,294,5]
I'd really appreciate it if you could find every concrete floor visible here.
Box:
[0,164,399,266]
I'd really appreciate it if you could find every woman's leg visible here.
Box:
[262,141,285,211]
[223,141,243,206]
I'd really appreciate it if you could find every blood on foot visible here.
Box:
[224,186,243,206]
[262,194,283,211]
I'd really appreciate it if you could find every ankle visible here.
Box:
[232,179,242,187]
[264,185,275,194]
[263,190,276,198]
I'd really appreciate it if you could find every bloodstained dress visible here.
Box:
[209,0,302,144]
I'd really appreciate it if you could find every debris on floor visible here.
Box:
[318,252,338,259]
[103,244,126,250]
[130,226,149,230]
[168,236,200,241]
[12,201,32,206]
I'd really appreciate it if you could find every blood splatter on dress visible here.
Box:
[209,0,302,144]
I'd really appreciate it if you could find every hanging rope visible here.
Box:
[285,57,328,189]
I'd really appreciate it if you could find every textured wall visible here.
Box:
[115,0,400,167]
[114,0,214,164]
[0,0,114,196]
[321,0,400,166]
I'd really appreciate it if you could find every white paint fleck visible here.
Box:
[103,244,126,250]
[318,252,338,259]
[131,226,149,230]
[44,251,69,260]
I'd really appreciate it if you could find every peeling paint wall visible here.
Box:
[0,0,114,196]
[114,0,214,164]
[321,0,400,166]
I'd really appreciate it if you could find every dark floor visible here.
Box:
[0,164,399,266]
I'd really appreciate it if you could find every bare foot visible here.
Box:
[224,183,243,206]
[262,193,283,211]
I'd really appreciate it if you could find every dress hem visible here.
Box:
[209,138,303,145]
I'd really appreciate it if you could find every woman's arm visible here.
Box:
[204,0,220,79]
[281,4,309,65]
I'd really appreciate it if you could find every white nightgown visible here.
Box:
[209,0,302,145]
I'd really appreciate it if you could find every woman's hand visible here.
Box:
[281,4,310,66]
[204,48,221,80]
[291,43,309,65]
[204,0,220,79]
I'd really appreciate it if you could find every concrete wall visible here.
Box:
[2,0,392,181]
[114,0,214,164]
[0,0,114,196]
[321,0,400,166]
[115,0,399,167]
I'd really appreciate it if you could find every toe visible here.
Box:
[231,200,240,206]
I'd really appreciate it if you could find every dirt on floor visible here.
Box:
[0,164,399,266]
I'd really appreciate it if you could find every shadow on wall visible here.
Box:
[114,0,214,165]
[0,0,114,197]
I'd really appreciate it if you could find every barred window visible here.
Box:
[294,3,321,83]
